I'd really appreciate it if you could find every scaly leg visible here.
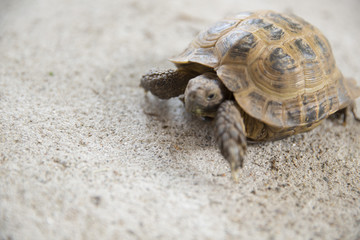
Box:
[350,102,360,122]
[140,69,197,99]
[215,100,247,181]
[332,102,360,126]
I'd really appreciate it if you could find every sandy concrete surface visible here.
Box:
[1,0,360,239]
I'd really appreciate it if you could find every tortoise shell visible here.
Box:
[171,10,360,128]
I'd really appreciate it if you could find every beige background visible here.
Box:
[1,0,360,239]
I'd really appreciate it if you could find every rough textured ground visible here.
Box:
[1,0,360,239]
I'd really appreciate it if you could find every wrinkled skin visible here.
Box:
[184,73,231,118]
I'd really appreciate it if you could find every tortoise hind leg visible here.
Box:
[140,69,197,99]
[342,77,360,122]
[334,107,348,126]
[350,102,360,122]
[215,100,247,181]
[331,103,360,126]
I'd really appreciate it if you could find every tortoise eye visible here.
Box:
[207,93,215,100]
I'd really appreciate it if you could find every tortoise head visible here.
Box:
[184,72,230,119]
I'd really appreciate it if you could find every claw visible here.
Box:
[230,162,240,183]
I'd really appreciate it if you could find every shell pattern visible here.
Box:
[171,11,360,128]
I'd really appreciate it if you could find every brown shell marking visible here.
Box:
[171,10,358,128]
[170,12,254,67]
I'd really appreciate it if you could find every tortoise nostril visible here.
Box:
[189,91,197,100]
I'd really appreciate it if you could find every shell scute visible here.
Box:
[265,100,284,126]
[266,11,303,33]
[216,64,249,92]
[195,20,239,48]
[294,38,316,60]
[263,24,284,41]
[268,47,297,73]
[302,94,318,123]
[215,30,257,64]
[247,91,267,118]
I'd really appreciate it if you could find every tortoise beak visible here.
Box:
[188,106,216,119]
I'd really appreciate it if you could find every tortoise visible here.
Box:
[140,10,360,180]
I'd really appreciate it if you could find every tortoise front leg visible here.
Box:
[140,69,197,99]
[215,100,247,181]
